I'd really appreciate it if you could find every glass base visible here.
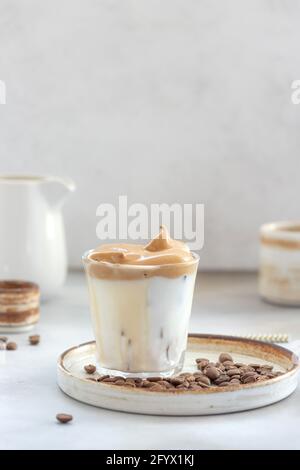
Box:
[0,323,35,333]
[96,352,185,379]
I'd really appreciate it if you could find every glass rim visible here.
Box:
[82,248,200,271]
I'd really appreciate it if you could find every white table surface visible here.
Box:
[2,271,300,450]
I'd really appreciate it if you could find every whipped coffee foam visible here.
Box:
[87,226,197,279]
[83,227,199,374]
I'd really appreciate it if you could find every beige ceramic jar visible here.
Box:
[259,221,300,306]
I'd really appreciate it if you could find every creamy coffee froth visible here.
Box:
[86,226,197,279]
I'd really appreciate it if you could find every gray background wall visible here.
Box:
[1,0,300,269]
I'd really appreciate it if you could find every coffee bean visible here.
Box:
[229,374,241,380]
[97,375,110,381]
[185,375,196,383]
[227,369,240,377]
[243,375,258,384]
[142,380,154,388]
[207,362,217,368]
[248,364,261,369]
[189,385,203,390]
[176,384,189,390]
[195,375,211,385]
[176,380,189,388]
[0,336,8,343]
[170,377,185,385]
[230,378,241,384]
[133,377,143,384]
[147,377,162,382]
[205,367,220,380]
[149,384,164,391]
[234,363,245,368]
[56,413,73,424]
[157,380,171,388]
[199,382,210,388]
[219,353,233,363]
[114,379,126,385]
[260,367,275,375]
[256,375,269,381]
[224,366,236,373]
[218,381,230,387]
[166,383,175,388]
[223,360,234,367]
[125,378,136,385]
[124,382,136,388]
[84,364,96,374]
[240,366,255,374]
[214,374,229,384]
[6,342,17,350]
[241,371,257,379]
[197,361,210,370]
[29,334,40,345]
[195,357,209,364]
[134,381,143,388]
[102,377,117,383]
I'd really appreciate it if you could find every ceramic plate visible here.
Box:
[57,334,299,416]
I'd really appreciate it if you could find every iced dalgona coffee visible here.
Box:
[83,226,199,376]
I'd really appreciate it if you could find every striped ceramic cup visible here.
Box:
[0,280,40,332]
[259,221,300,306]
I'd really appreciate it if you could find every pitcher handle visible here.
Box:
[41,176,76,208]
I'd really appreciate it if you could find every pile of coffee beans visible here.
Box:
[84,352,284,392]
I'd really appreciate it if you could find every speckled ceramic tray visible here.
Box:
[57,334,299,416]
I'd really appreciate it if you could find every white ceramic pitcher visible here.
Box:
[0,175,75,299]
